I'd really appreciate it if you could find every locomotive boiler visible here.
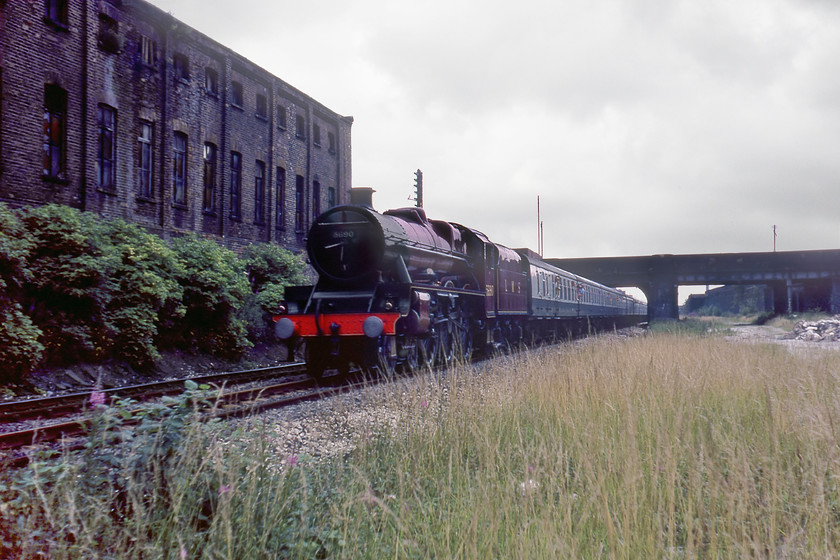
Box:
[275,187,647,377]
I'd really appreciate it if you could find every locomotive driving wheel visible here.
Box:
[452,313,473,362]
[438,320,455,366]
[418,333,437,370]
[374,335,397,376]
[400,336,420,372]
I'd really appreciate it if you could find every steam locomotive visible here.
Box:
[275,188,647,377]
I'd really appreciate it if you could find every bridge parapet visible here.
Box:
[547,249,840,320]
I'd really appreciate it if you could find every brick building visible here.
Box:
[0,0,353,253]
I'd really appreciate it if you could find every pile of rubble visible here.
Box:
[785,316,840,342]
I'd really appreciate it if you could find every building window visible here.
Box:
[173,132,187,205]
[230,151,242,219]
[231,81,243,108]
[295,114,305,138]
[173,53,189,81]
[97,105,116,190]
[295,175,304,231]
[138,121,153,199]
[44,0,68,28]
[312,179,320,221]
[43,84,67,180]
[276,105,286,129]
[275,166,285,230]
[205,68,218,96]
[313,124,321,146]
[256,94,267,119]
[140,35,156,66]
[328,187,336,209]
[98,13,120,53]
[328,132,336,154]
[203,143,217,213]
[254,160,265,223]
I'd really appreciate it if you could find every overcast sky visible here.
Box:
[157,0,840,260]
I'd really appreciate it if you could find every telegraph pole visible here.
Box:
[773,224,777,252]
[413,169,423,208]
[537,195,542,256]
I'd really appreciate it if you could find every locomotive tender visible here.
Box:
[275,188,647,377]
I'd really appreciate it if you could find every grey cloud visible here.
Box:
[157,0,840,258]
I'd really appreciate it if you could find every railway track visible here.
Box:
[0,362,307,425]
[0,362,330,457]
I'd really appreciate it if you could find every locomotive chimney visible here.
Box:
[350,187,376,209]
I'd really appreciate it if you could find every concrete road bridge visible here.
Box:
[546,249,840,321]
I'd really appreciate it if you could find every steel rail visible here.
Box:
[0,362,306,423]
[0,373,353,459]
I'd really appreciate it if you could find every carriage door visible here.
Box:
[484,244,499,317]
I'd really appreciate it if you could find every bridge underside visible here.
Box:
[547,250,840,321]
[641,278,840,321]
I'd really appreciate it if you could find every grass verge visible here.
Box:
[3,332,840,558]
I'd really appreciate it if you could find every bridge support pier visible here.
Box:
[644,280,679,321]
[832,279,840,314]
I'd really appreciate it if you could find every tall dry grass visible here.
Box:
[4,332,840,558]
[340,334,840,558]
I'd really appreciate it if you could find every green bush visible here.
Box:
[16,206,185,370]
[20,204,110,364]
[0,204,44,380]
[95,219,184,369]
[240,243,308,340]
[166,235,252,357]
[1,204,309,379]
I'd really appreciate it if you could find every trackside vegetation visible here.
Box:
[0,203,307,381]
[3,332,840,557]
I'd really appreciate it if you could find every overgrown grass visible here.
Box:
[765,312,832,332]
[4,332,840,558]
[650,317,734,335]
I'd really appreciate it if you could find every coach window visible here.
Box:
[43,84,67,181]
[96,105,116,191]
